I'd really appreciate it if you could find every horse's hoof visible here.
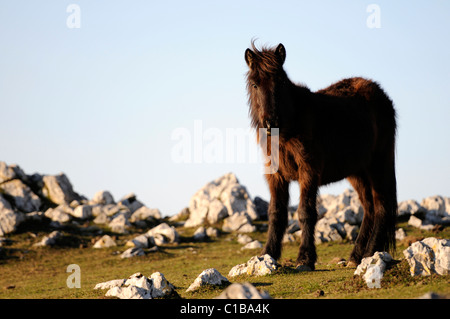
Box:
[296,264,314,272]
[346,260,358,268]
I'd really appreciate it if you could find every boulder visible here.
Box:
[403,237,450,276]
[72,204,93,219]
[109,212,131,234]
[398,199,427,219]
[0,162,26,183]
[241,240,263,250]
[129,206,161,223]
[185,173,258,228]
[0,179,41,213]
[0,194,25,236]
[193,226,207,241]
[222,212,256,233]
[33,231,62,247]
[91,190,115,205]
[215,282,271,299]
[120,247,146,258]
[95,272,175,299]
[237,234,253,245]
[315,217,345,244]
[354,252,392,288]
[93,235,117,248]
[146,223,179,244]
[186,268,229,292]
[44,204,74,223]
[228,254,277,277]
[118,193,144,213]
[42,173,80,205]
[126,234,154,248]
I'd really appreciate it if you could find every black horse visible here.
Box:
[245,42,397,270]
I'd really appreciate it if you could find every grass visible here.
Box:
[0,219,449,299]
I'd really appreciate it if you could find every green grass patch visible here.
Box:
[0,221,448,299]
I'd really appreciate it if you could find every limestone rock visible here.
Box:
[222,212,256,233]
[0,162,26,183]
[33,231,62,247]
[95,272,174,299]
[92,190,115,205]
[186,268,229,292]
[241,240,263,250]
[93,235,117,248]
[228,254,277,277]
[354,252,393,288]
[0,179,41,213]
[120,247,146,258]
[72,204,93,219]
[146,223,179,244]
[42,173,80,205]
[0,194,25,236]
[44,205,73,223]
[215,282,271,299]
[403,237,450,276]
[186,173,258,228]
[129,206,161,223]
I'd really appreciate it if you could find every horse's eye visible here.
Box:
[252,84,257,89]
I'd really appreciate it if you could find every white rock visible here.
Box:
[395,228,406,241]
[398,199,426,218]
[0,162,26,183]
[403,237,450,276]
[146,223,179,244]
[222,212,255,233]
[129,206,162,222]
[237,234,253,245]
[354,252,392,288]
[96,272,174,299]
[92,190,115,205]
[241,240,262,250]
[109,212,131,234]
[186,268,229,292]
[0,195,25,236]
[228,254,277,277]
[120,247,145,258]
[206,227,219,238]
[93,235,117,248]
[186,173,258,228]
[126,234,153,248]
[215,282,271,299]
[407,215,434,230]
[34,231,62,247]
[44,205,72,223]
[94,279,126,290]
[119,193,144,213]
[72,204,93,219]
[42,173,79,205]
[421,195,447,217]
[0,179,41,213]
[193,226,207,241]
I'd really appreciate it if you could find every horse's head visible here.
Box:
[245,42,288,130]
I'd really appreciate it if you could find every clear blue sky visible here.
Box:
[1,1,449,216]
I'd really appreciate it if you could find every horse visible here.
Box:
[244,42,397,270]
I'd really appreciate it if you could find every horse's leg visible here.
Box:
[261,174,289,260]
[347,173,375,266]
[365,158,397,258]
[296,176,318,270]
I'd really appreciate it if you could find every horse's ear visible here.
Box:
[245,48,255,67]
[275,43,286,65]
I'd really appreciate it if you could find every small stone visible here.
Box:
[93,235,117,248]
[228,254,277,277]
[186,268,229,292]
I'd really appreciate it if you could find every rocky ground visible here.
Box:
[0,161,449,299]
